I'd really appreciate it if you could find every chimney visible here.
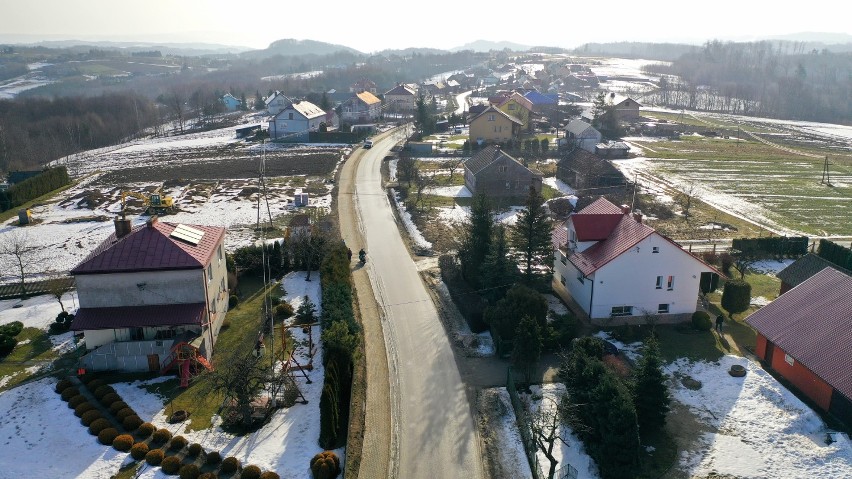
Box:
[620,204,631,215]
[114,216,132,238]
[146,216,158,228]
[633,210,643,223]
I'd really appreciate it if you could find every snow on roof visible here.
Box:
[290,100,326,119]
[355,91,381,105]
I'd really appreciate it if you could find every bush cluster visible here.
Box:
[0,321,23,356]
[152,428,172,444]
[99,392,120,407]
[89,418,111,435]
[310,451,341,479]
[68,394,87,408]
[85,378,106,389]
[145,448,164,466]
[55,379,73,394]
[198,473,217,479]
[123,415,143,431]
[137,422,156,437]
[81,410,103,427]
[98,427,119,445]
[179,464,200,479]
[109,401,129,414]
[205,451,221,465]
[187,443,203,457]
[260,472,281,479]
[161,455,181,475]
[241,465,262,479]
[60,387,80,401]
[49,311,74,335]
[112,434,134,452]
[115,407,135,421]
[130,442,149,460]
[220,456,241,474]
[75,402,96,417]
[169,435,188,451]
[93,385,115,401]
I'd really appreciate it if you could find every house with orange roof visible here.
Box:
[340,91,382,123]
[553,197,719,323]
[71,217,228,378]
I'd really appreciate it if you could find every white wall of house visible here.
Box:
[554,250,594,313]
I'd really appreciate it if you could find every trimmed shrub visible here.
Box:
[93,385,115,400]
[205,451,222,465]
[98,427,119,445]
[221,456,241,474]
[81,410,103,426]
[0,335,17,356]
[109,401,129,414]
[198,473,217,479]
[137,422,156,437]
[55,379,73,394]
[691,311,713,331]
[187,443,203,457]
[260,472,281,479]
[161,455,181,475]
[130,441,149,460]
[84,377,105,388]
[168,435,188,451]
[241,465,262,479]
[722,279,752,317]
[229,295,239,308]
[0,321,23,337]
[145,448,165,466]
[112,434,134,452]
[61,387,80,401]
[100,392,121,406]
[68,394,87,408]
[274,302,294,320]
[89,418,112,435]
[123,415,143,431]
[152,428,172,444]
[310,451,341,479]
[75,402,96,418]
[116,407,136,421]
[179,464,200,479]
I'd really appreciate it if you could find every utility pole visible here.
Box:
[820,156,831,186]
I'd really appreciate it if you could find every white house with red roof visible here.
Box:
[71,217,228,379]
[553,197,718,323]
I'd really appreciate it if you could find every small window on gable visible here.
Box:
[656,276,663,289]
[488,114,495,121]
[577,275,584,284]
[658,303,669,314]
[509,103,516,110]
[652,246,660,253]
[288,113,294,120]
[667,276,675,290]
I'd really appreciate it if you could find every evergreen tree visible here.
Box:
[591,373,641,479]
[632,334,670,437]
[458,194,493,288]
[484,283,548,340]
[254,90,264,111]
[512,315,542,387]
[479,224,518,302]
[320,92,331,111]
[295,295,318,324]
[239,93,248,111]
[510,186,554,285]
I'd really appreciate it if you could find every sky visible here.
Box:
[1,0,850,52]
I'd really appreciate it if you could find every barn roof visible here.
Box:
[72,220,224,275]
[746,267,852,401]
[777,253,852,289]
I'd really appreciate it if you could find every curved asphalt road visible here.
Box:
[354,131,484,479]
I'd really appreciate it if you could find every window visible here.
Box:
[498,165,508,173]
[652,246,659,253]
[130,328,144,341]
[288,113,294,120]
[569,229,576,243]
[560,275,566,286]
[207,265,213,282]
[611,306,632,317]
[218,245,223,263]
[493,125,498,133]
[220,278,226,293]
[509,103,516,110]
[577,275,584,284]
[667,276,675,290]
[505,181,511,189]
[658,303,670,314]
[154,329,177,340]
[656,276,663,289]
[488,114,495,121]
[785,354,795,366]
[560,253,567,265]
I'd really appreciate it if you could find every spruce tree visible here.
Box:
[592,373,641,479]
[295,295,317,324]
[254,90,264,110]
[458,193,493,288]
[511,315,542,386]
[510,186,553,285]
[479,224,518,302]
[632,334,670,437]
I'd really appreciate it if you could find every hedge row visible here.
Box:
[818,239,852,271]
[731,236,809,257]
[0,166,70,212]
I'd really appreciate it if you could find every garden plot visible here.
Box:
[669,355,852,478]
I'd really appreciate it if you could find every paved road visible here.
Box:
[353,131,484,479]
[454,90,473,115]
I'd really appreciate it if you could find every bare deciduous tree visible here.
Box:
[523,393,573,479]
[677,181,700,218]
[0,230,39,298]
[45,271,71,312]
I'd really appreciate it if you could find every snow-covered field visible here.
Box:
[0,117,345,283]
[0,271,334,478]
[669,355,852,478]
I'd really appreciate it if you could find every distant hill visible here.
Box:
[376,47,448,56]
[573,42,699,61]
[242,39,362,59]
[19,39,251,55]
[451,40,530,52]
[765,32,852,44]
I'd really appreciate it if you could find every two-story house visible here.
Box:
[340,91,382,124]
[384,84,418,112]
[71,217,228,377]
[562,119,602,153]
[494,92,534,131]
[265,91,292,116]
[221,93,242,111]
[268,100,326,141]
[469,105,523,145]
[553,197,718,323]
[463,146,542,198]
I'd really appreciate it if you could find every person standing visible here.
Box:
[716,314,725,333]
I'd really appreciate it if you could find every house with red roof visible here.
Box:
[71,217,228,379]
[553,197,718,323]
[747,267,852,425]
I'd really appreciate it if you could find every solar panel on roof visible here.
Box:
[170,224,204,245]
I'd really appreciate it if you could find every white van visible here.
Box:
[363,140,373,149]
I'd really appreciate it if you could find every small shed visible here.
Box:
[407,142,434,155]
[293,189,309,207]
[18,209,32,225]
[236,125,261,138]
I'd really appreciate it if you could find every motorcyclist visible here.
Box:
[358,248,366,263]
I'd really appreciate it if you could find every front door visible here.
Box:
[147,354,160,372]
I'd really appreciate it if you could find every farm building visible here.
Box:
[776,253,852,295]
[71,217,228,379]
[553,197,719,323]
[747,267,852,426]
[595,141,630,158]
[463,146,542,198]
[605,93,642,122]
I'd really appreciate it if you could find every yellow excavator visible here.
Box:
[121,191,175,216]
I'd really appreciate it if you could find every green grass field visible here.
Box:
[0,327,61,391]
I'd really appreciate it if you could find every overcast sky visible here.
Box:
[1,0,849,52]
